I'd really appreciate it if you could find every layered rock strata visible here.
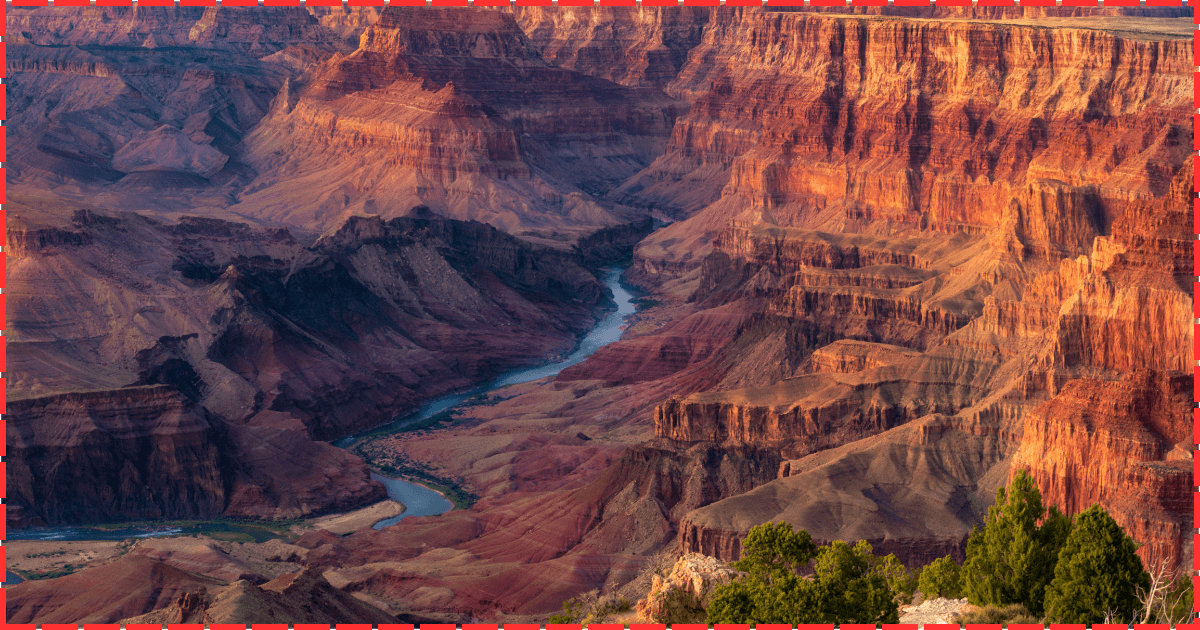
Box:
[6,204,615,526]
[235,7,684,235]
[626,6,1191,276]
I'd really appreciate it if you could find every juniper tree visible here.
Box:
[961,469,1071,616]
[707,523,899,625]
[917,555,963,600]
[1042,505,1150,624]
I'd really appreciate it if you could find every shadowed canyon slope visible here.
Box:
[7,200,616,527]
[6,5,1194,624]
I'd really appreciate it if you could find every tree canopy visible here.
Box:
[706,522,900,625]
[918,555,963,600]
[1043,505,1150,624]
[961,469,1072,615]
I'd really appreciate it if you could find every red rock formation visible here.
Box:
[513,7,713,89]
[5,6,1194,621]
[6,386,229,526]
[809,340,921,374]
[236,6,683,235]
[627,8,1191,276]
[1011,371,1193,571]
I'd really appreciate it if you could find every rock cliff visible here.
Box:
[1011,371,1193,571]
[513,7,713,90]
[6,203,613,527]
[7,386,230,526]
[627,7,1191,274]
[235,6,684,236]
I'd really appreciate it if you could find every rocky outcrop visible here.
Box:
[307,6,383,48]
[513,7,713,90]
[236,6,684,236]
[635,553,737,624]
[809,340,921,374]
[6,386,231,526]
[185,567,398,624]
[1011,370,1193,571]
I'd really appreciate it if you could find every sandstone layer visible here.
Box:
[4,6,1193,624]
[233,7,685,236]
[6,201,617,526]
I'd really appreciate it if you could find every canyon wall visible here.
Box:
[235,6,685,236]
[4,6,1194,621]
[6,203,617,526]
[7,386,231,527]
[638,8,1192,572]
[627,7,1191,275]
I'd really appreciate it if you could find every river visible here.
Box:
[6,268,637,541]
[352,267,638,528]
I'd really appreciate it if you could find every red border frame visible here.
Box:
[1,1,1195,629]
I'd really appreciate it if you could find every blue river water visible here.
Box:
[7,268,637,541]
[358,267,638,528]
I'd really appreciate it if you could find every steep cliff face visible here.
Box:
[236,6,683,236]
[5,385,387,527]
[1011,371,1192,571]
[627,8,1191,274]
[513,7,713,89]
[7,386,230,526]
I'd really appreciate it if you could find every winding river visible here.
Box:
[353,267,638,528]
[7,268,637,541]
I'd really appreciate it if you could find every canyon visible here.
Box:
[5,5,1193,624]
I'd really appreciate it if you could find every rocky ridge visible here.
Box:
[6,202,617,527]
[3,6,1193,624]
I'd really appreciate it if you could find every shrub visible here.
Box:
[707,523,899,625]
[917,555,963,600]
[959,603,1039,625]
[873,553,918,605]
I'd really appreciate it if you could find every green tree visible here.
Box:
[732,521,819,580]
[961,469,1071,616]
[872,553,918,604]
[707,523,899,625]
[1043,505,1150,624]
[917,555,963,600]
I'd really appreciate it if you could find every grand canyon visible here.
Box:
[5,4,1194,624]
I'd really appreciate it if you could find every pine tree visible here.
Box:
[1043,505,1150,624]
[707,523,899,625]
[917,555,963,599]
[961,469,1071,616]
